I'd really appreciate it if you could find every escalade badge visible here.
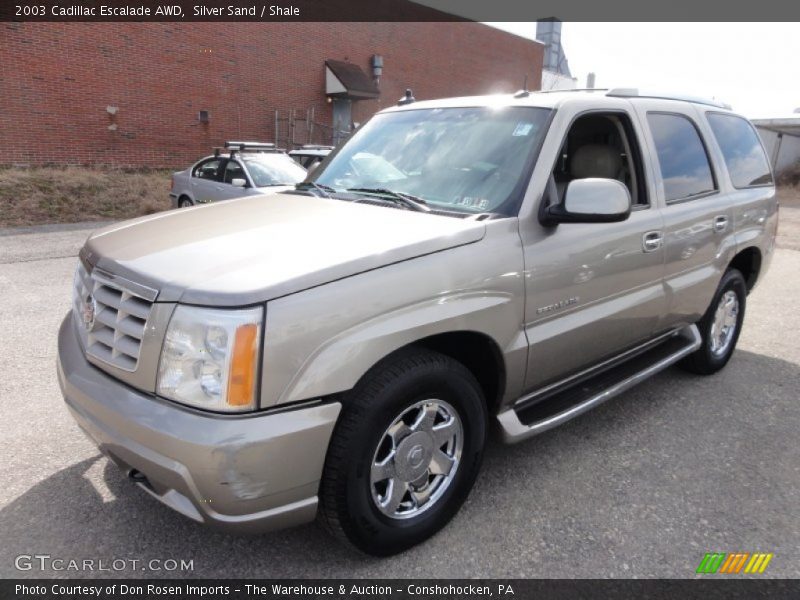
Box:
[82,294,97,330]
[536,296,580,315]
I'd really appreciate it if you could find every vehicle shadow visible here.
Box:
[1,349,798,578]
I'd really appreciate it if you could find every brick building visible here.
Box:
[0,22,543,167]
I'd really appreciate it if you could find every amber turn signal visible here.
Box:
[226,323,259,407]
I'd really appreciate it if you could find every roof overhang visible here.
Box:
[752,117,800,137]
[325,60,380,100]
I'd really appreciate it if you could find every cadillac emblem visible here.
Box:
[82,294,97,330]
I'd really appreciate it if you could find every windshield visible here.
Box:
[313,106,551,215]
[244,154,306,186]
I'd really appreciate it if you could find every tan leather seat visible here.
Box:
[570,144,623,180]
[548,144,626,205]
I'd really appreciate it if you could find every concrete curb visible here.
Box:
[0,221,113,237]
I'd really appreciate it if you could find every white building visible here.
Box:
[753,115,800,174]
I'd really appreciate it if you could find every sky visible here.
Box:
[488,22,799,118]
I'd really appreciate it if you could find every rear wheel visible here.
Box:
[681,269,747,375]
[319,349,487,556]
[178,196,193,208]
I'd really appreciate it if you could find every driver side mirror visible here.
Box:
[542,178,631,225]
[231,178,247,188]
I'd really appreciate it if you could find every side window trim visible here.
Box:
[609,113,646,207]
[239,161,252,187]
[239,160,253,187]
[663,189,719,206]
[647,110,720,205]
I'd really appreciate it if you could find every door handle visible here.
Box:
[713,215,728,233]
[642,231,663,253]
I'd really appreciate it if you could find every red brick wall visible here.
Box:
[0,23,543,168]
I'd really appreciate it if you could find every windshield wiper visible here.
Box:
[346,187,430,212]
[295,181,335,198]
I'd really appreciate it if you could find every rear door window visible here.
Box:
[707,113,773,188]
[193,158,224,181]
[647,113,716,202]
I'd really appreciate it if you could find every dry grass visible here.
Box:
[0,167,173,228]
[2,166,799,248]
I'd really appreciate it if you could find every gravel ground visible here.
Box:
[777,186,800,251]
[0,218,798,579]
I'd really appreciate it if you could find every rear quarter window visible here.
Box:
[707,113,774,188]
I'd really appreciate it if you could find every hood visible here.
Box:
[84,193,486,305]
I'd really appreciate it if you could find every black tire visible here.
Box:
[319,348,487,556]
[178,196,193,208]
[680,268,747,375]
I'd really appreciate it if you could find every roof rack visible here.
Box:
[606,88,732,110]
[289,145,333,156]
[223,141,279,152]
[214,141,284,159]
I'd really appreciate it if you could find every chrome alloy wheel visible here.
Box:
[370,399,463,520]
[710,290,739,357]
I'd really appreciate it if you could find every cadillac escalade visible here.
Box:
[57,89,778,555]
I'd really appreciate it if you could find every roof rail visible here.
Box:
[535,88,609,94]
[606,88,732,110]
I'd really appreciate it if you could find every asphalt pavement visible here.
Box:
[0,222,798,579]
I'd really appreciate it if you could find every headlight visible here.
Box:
[157,305,262,412]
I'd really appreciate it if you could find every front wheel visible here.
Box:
[681,268,747,375]
[319,349,487,556]
[178,196,193,208]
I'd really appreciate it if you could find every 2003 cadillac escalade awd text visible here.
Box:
[57,89,778,555]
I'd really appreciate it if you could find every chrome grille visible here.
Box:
[72,263,157,372]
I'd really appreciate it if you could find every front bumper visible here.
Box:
[57,314,341,533]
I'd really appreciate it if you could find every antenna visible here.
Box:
[514,75,531,98]
[397,89,416,106]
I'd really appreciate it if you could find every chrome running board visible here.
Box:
[497,324,702,444]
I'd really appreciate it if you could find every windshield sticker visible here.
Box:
[512,122,534,137]
[457,197,489,210]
